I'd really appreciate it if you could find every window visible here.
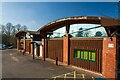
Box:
[47,26,66,38]
[70,24,108,38]
[74,49,96,62]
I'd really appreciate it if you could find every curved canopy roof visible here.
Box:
[16,30,35,38]
[36,16,119,35]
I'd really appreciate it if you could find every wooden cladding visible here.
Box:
[47,38,103,73]
[26,39,31,53]
[70,38,103,73]
[47,38,63,62]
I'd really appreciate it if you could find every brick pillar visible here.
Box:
[63,25,70,65]
[42,38,45,59]
[31,39,33,54]
[102,37,116,78]
[63,35,69,65]
[17,39,20,50]
[24,38,26,52]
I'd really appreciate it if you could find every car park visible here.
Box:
[0,44,6,50]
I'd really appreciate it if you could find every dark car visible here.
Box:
[7,45,13,49]
[7,43,14,49]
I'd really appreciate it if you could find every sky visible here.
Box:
[2,2,119,31]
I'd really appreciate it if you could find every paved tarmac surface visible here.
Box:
[2,49,102,79]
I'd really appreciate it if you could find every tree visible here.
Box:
[12,26,16,36]
[15,24,21,32]
[0,25,5,35]
[5,23,14,36]
[22,25,27,30]
[0,22,28,47]
[84,30,91,37]
[95,31,103,37]
[75,28,83,37]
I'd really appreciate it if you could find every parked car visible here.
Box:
[7,45,13,49]
[7,43,14,49]
[0,44,6,50]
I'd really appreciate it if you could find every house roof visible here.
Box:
[15,30,36,38]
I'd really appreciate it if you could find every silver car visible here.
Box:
[0,44,6,50]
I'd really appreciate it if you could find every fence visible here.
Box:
[47,38,63,62]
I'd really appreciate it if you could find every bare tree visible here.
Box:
[0,25,6,35]
[15,24,21,32]
[75,28,84,37]
[1,22,28,46]
[12,26,16,36]
[22,25,27,30]
[95,31,103,37]
[5,23,14,36]
[84,30,91,37]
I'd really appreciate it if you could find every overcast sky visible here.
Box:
[2,2,119,31]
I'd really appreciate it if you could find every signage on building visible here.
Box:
[108,43,114,48]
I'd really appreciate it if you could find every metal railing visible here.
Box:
[51,71,94,80]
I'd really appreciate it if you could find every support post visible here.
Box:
[23,36,26,55]
[45,34,48,58]
[63,25,70,65]
[42,38,45,61]
[102,37,116,78]
[17,39,20,50]
[31,39,33,54]
[32,43,34,59]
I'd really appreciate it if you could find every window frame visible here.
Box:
[74,49,96,62]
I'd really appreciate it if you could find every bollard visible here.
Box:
[56,57,58,66]
[82,74,85,80]
[33,52,34,59]
[23,49,25,55]
[64,74,66,80]
[74,71,76,80]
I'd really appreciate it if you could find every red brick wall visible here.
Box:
[30,39,33,54]
[42,39,45,59]
[20,39,24,50]
[17,39,20,50]
[25,39,31,53]
[63,35,69,64]
[102,37,116,78]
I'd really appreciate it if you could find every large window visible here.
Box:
[70,24,107,38]
[47,26,66,38]
[47,24,108,38]
[74,49,96,62]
